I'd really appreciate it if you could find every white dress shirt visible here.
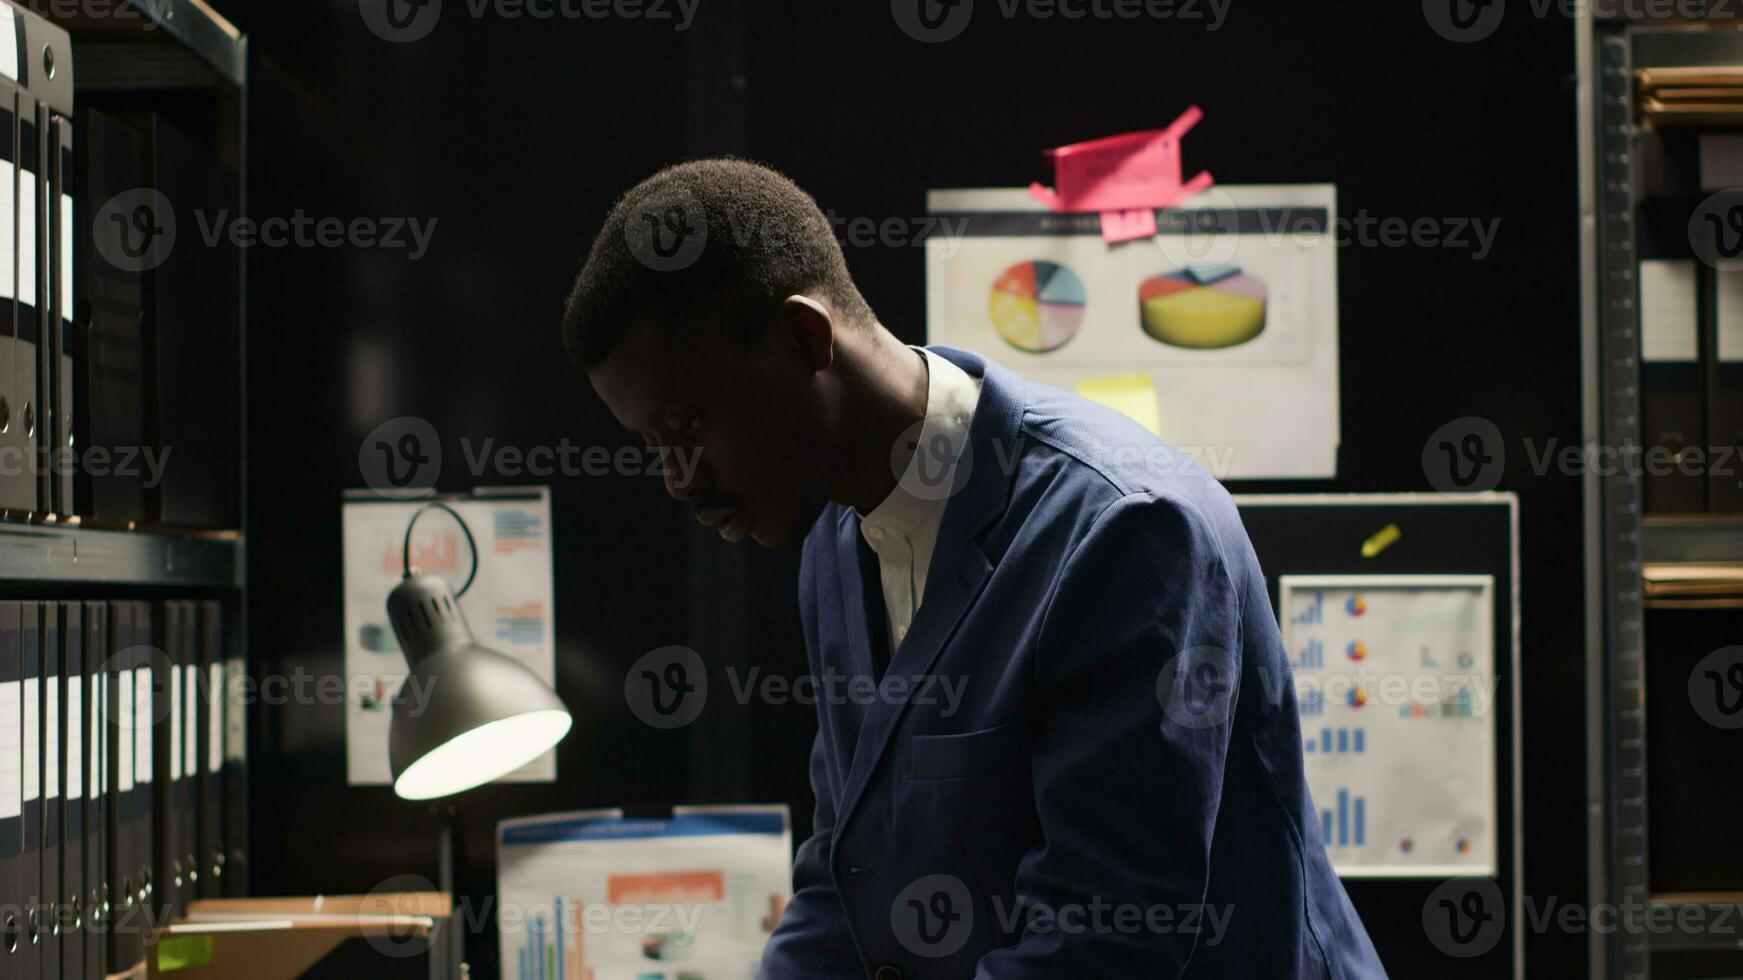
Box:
[858,346,983,658]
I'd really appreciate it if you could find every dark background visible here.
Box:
[210,0,1589,974]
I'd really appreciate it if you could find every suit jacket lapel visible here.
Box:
[831,346,1024,840]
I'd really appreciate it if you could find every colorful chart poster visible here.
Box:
[497,807,792,980]
[342,487,557,786]
[1279,575,1498,878]
[926,185,1339,478]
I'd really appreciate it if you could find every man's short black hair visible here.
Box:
[562,157,874,367]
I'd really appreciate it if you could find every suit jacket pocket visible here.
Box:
[909,721,1026,780]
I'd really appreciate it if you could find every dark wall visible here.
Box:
[221,0,1587,974]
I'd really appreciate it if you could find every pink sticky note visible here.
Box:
[1029,106,1213,214]
[1099,207,1158,244]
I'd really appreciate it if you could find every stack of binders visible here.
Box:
[1,597,245,979]
[0,1,74,523]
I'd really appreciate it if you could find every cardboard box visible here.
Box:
[142,892,450,980]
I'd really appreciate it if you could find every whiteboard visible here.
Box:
[1279,574,1498,878]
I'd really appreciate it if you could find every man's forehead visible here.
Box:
[591,319,700,428]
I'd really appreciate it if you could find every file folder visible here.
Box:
[59,602,81,980]
[221,620,244,898]
[49,113,72,517]
[0,11,27,516]
[18,602,39,979]
[71,108,148,524]
[106,600,140,972]
[195,601,223,902]
[1639,258,1706,513]
[1713,270,1743,512]
[82,601,105,979]
[16,67,41,515]
[41,18,71,519]
[1,601,22,980]
[132,601,155,961]
[153,600,184,923]
[39,603,58,980]
[178,602,199,913]
[145,116,240,528]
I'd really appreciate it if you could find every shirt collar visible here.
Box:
[861,346,982,541]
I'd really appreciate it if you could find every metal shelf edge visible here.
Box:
[123,0,244,84]
[0,523,243,587]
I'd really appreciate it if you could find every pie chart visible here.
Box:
[988,260,1087,353]
[1138,264,1267,349]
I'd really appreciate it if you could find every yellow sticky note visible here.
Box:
[1077,374,1162,436]
[157,935,214,972]
[1361,523,1402,558]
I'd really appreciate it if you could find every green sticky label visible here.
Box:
[156,935,215,972]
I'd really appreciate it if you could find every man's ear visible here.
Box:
[779,294,835,373]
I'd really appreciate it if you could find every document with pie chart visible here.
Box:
[925,184,1338,478]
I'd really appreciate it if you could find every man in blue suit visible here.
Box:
[567,159,1386,978]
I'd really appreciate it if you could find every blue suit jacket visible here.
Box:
[760,347,1387,979]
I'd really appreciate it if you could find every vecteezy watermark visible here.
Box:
[93,189,436,272]
[624,197,975,273]
[1423,877,1743,958]
[0,443,172,489]
[1690,188,1743,272]
[1422,877,1506,957]
[1421,414,1743,494]
[723,667,968,716]
[1424,0,1742,44]
[360,416,444,498]
[1422,417,1507,493]
[359,0,701,43]
[990,897,1231,945]
[622,645,970,729]
[1157,645,1501,733]
[624,645,709,729]
[1689,645,1743,729]
[891,875,977,957]
[459,437,701,484]
[889,875,1231,958]
[891,0,1231,44]
[1156,194,1501,267]
[38,0,164,29]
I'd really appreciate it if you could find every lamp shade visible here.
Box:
[386,573,572,800]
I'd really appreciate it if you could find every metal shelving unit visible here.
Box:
[1580,7,1743,979]
[0,0,247,593]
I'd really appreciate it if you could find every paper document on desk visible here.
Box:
[497,806,791,980]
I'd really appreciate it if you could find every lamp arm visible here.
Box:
[402,501,481,597]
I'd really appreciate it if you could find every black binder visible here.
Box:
[1711,270,1743,513]
[17,602,39,979]
[38,603,58,980]
[71,108,148,524]
[153,600,184,922]
[15,0,71,519]
[0,37,25,516]
[220,617,244,897]
[144,115,240,529]
[58,601,81,980]
[37,599,57,976]
[105,600,141,972]
[177,602,198,911]
[82,601,105,979]
[1,601,21,980]
[48,112,72,517]
[132,601,156,957]
[16,60,41,515]
[195,601,223,901]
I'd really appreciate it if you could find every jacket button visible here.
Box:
[875,967,903,980]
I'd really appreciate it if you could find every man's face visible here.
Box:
[587,308,836,549]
